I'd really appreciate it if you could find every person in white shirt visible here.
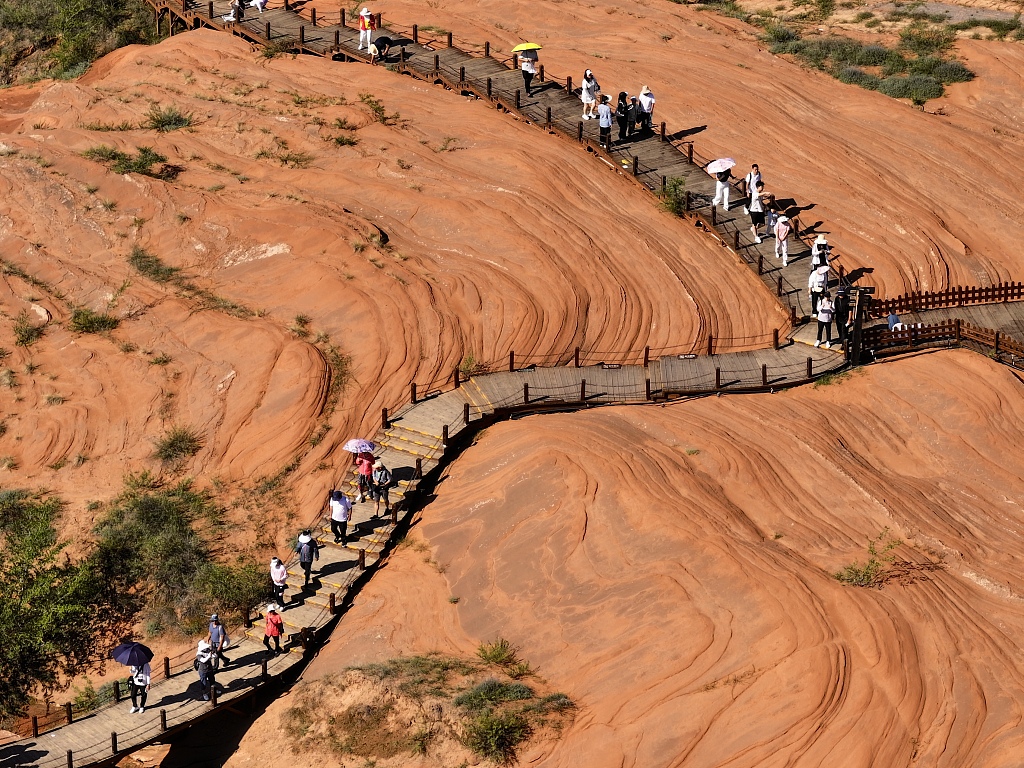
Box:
[638,86,656,135]
[815,292,834,348]
[358,8,375,50]
[743,163,761,215]
[128,662,150,713]
[811,234,831,268]
[597,94,613,145]
[580,70,600,120]
[775,214,791,266]
[519,50,538,96]
[269,556,288,608]
[330,490,352,543]
[748,181,767,243]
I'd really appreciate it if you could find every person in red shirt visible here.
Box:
[358,8,376,51]
[355,451,374,502]
[263,604,284,656]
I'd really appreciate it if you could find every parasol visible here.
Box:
[343,438,376,454]
[706,158,736,174]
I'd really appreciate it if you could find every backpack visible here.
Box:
[298,540,317,561]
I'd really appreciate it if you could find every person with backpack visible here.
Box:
[206,614,230,668]
[128,661,150,713]
[357,7,376,50]
[808,265,829,318]
[355,451,374,503]
[712,166,732,212]
[811,234,831,268]
[194,640,215,701]
[263,604,284,656]
[330,490,352,543]
[815,292,835,349]
[743,163,762,215]
[270,556,288,608]
[614,92,630,144]
[371,460,393,516]
[295,530,320,587]
[774,214,791,266]
[580,70,600,120]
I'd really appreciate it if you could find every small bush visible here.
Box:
[877,74,944,104]
[661,176,687,216]
[762,22,799,44]
[359,92,400,125]
[465,710,532,763]
[930,60,975,84]
[478,638,520,666]
[82,145,180,180]
[331,134,358,146]
[154,425,204,462]
[454,679,534,712]
[899,25,956,56]
[834,527,902,587]
[837,67,880,89]
[128,246,180,283]
[13,310,43,346]
[69,308,120,333]
[144,105,194,132]
[524,692,576,714]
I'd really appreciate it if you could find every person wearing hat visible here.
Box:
[811,234,831,269]
[263,604,284,656]
[580,69,601,120]
[371,460,393,516]
[637,86,656,135]
[774,214,791,266]
[519,47,539,97]
[329,490,352,543]
[194,640,215,701]
[808,264,829,318]
[206,614,231,669]
[295,529,320,587]
[270,556,288,608]
[358,7,376,51]
[369,35,392,65]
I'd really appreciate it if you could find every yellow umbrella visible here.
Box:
[511,42,542,52]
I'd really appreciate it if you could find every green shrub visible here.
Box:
[834,527,902,586]
[877,75,944,104]
[661,176,687,216]
[898,24,956,56]
[69,308,120,333]
[837,67,880,89]
[154,425,203,462]
[465,710,532,763]
[477,638,520,666]
[82,145,180,180]
[454,679,534,711]
[931,60,974,83]
[128,246,180,282]
[524,692,576,714]
[144,105,194,132]
[762,22,799,44]
[13,310,43,346]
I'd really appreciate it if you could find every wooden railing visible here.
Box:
[869,282,1024,317]
[862,318,1024,363]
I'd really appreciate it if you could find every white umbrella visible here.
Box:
[706,158,736,174]
[343,438,376,454]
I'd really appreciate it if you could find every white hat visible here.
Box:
[814,234,828,245]
[298,533,311,544]
[585,69,592,77]
[816,264,831,274]
[197,640,211,651]
[266,603,279,613]
[640,85,652,95]
[372,459,383,469]
[360,7,370,15]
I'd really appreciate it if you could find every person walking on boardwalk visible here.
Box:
[270,556,288,608]
[627,95,640,138]
[597,94,613,147]
[296,530,320,587]
[355,451,374,502]
[330,490,352,543]
[748,181,768,243]
[614,92,630,143]
[811,234,831,269]
[371,460,393,517]
[246,0,267,13]
[808,264,829,318]
[815,292,834,349]
[774,214,791,265]
[833,288,851,346]
[519,49,538,97]
[128,661,150,714]
[712,166,732,212]
[206,614,231,669]
[580,70,601,120]
[743,163,761,215]
[263,605,284,656]
[194,640,215,701]
[369,36,392,65]
[358,8,376,51]
[638,86,656,135]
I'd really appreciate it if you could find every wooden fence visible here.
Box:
[869,282,1024,317]
[862,318,1024,363]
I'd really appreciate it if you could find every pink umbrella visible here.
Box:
[706,158,736,174]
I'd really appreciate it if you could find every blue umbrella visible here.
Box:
[111,642,154,668]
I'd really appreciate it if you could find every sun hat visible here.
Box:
[198,640,211,651]
[360,7,370,15]
[814,234,828,245]
[372,460,383,469]
[778,215,789,222]
[640,85,652,95]
[298,533,311,544]
[266,604,278,613]
[585,69,592,77]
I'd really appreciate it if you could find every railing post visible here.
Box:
[67,750,73,768]
[460,65,465,83]
[684,190,691,212]
[415,458,422,478]
[447,31,452,47]
[111,732,118,754]
[660,122,666,141]
[515,89,521,109]
[464,402,470,425]
[413,24,418,42]
[580,379,587,402]
[955,318,961,344]
[687,144,693,163]
[484,40,489,56]
[546,106,552,127]
[328,592,336,614]
[334,29,340,48]
[442,424,448,446]
[340,8,345,25]
[632,156,639,176]
[211,683,218,706]
[207,1,212,18]
[164,656,171,678]
[113,680,121,702]
[299,25,305,44]
[790,306,797,325]
[454,368,461,388]
[382,407,389,429]
[645,378,651,400]
[512,53,518,69]
[390,506,398,524]
[643,346,650,367]
[995,331,1001,353]
[31,716,38,738]
[509,350,515,371]
[706,334,713,356]
[715,367,721,389]
[777,276,783,297]
[265,21,270,39]
[574,347,580,367]
[772,329,779,350]
[410,382,417,403]
[487,78,492,98]
[160,709,168,731]
[757,253,763,275]
[523,383,529,404]
[374,12,381,29]
[358,549,366,569]
[261,658,268,680]
[283,0,288,10]
[244,611,252,629]
[539,64,544,82]
[839,264,845,282]
[740,179,747,197]
[761,363,768,386]
[711,205,717,226]
[733,230,740,250]
[65,703,73,724]
[577,121,583,141]
[311,7,316,25]
[433,54,439,72]
[806,357,813,378]
[566,75,572,93]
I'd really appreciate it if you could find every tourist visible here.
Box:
[330,490,352,543]
[369,36,392,65]
[263,605,284,656]
[194,640,215,701]
[206,614,230,669]
[888,311,905,331]
[295,530,320,587]
[774,214,791,265]
[371,461,392,516]
[247,0,267,12]
[815,292,834,349]
[627,95,640,138]
[355,451,374,502]
[638,86,655,135]
[128,661,150,714]
[749,181,767,243]
[580,70,600,120]
[519,48,538,97]
[223,0,243,22]
[711,164,732,212]
[811,234,831,268]
[743,163,761,215]
[597,94,613,147]
[270,556,288,608]
[808,264,829,317]
[614,92,630,143]
[834,288,851,345]
[358,7,375,51]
